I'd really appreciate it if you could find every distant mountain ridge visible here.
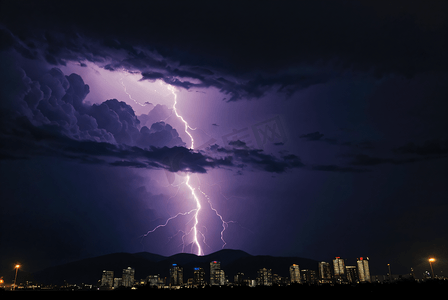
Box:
[32,249,318,285]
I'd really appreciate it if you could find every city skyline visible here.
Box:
[74,257,375,288]
[33,254,446,289]
[2,249,443,289]
[1,0,447,281]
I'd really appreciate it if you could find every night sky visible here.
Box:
[1,1,447,279]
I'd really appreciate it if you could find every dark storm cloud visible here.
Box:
[347,153,448,166]
[311,164,369,173]
[0,116,301,174]
[140,71,165,81]
[322,139,448,169]
[299,131,324,141]
[208,141,304,173]
[394,139,448,156]
[299,130,377,149]
[228,140,248,148]
[348,154,395,166]
[0,61,302,174]
[229,148,303,173]
[303,138,448,172]
[0,60,185,148]
[0,116,223,173]
[1,1,446,101]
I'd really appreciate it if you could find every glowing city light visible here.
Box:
[428,257,436,279]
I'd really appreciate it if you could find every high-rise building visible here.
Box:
[101,270,114,287]
[346,266,359,283]
[234,272,245,286]
[170,264,183,286]
[216,270,225,286]
[210,261,224,286]
[318,261,332,284]
[357,257,371,283]
[113,277,122,288]
[193,267,205,286]
[333,257,346,283]
[273,274,288,286]
[289,264,301,284]
[301,269,317,284]
[122,267,135,287]
[146,275,163,288]
[257,268,272,286]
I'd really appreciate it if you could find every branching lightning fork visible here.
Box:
[119,74,148,107]
[140,83,237,255]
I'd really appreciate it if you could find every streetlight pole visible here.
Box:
[428,258,436,279]
[387,264,392,282]
[13,264,20,290]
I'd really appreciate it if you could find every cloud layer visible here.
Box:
[1,1,445,101]
[0,60,302,174]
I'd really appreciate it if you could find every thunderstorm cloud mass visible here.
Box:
[0,0,447,279]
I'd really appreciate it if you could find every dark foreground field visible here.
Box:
[2,280,447,297]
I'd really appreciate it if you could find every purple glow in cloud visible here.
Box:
[0,59,300,256]
[136,82,239,255]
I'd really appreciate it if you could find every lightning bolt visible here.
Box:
[198,179,254,248]
[120,74,204,254]
[167,85,203,256]
[119,77,149,107]
[141,208,198,237]
[168,85,196,148]
[140,82,241,255]
[197,185,229,248]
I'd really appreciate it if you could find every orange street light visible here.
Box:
[387,263,392,282]
[13,264,20,290]
[428,258,436,279]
